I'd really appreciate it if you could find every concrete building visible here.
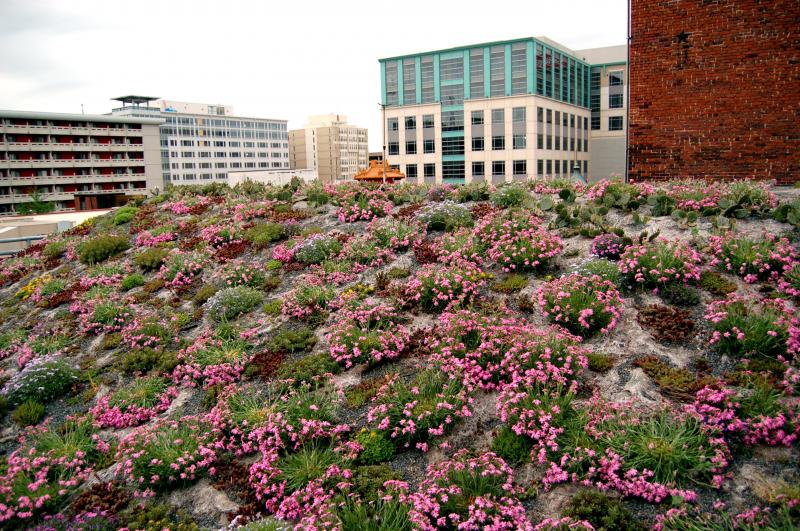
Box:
[228,168,318,187]
[111,97,289,186]
[289,114,368,183]
[379,37,627,184]
[0,110,163,215]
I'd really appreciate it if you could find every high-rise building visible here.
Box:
[289,115,368,183]
[0,110,163,215]
[379,37,627,184]
[111,97,289,185]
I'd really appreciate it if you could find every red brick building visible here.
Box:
[628,0,800,184]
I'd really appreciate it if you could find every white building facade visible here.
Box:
[289,114,368,183]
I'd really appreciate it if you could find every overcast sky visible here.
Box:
[0,0,628,151]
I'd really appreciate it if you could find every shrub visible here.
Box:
[637,305,695,342]
[11,399,46,426]
[408,451,530,529]
[591,233,628,260]
[403,262,486,312]
[42,240,67,259]
[369,218,420,250]
[490,184,528,208]
[79,235,129,265]
[453,180,491,202]
[708,233,797,283]
[267,325,317,354]
[244,222,286,248]
[538,274,624,337]
[562,490,641,531]
[293,235,343,264]
[492,273,528,293]
[327,303,410,368]
[114,206,138,225]
[120,273,145,291]
[618,240,702,289]
[276,353,341,386]
[1,355,78,405]
[368,369,471,451]
[487,227,563,272]
[134,247,169,272]
[699,270,737,296]
[204,286,263,321]
[416,200,473,231]
[491,425,534,464]
[355,429,395,464]
[706,294,799,359]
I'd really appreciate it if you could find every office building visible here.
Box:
[379,37,627,184]
[111,97,289,185]
[289,115,368,183]
[0,110,163,215]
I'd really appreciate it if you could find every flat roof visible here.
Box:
[0,109,164,125]
[112,95,160,104]
[379,36,588,64]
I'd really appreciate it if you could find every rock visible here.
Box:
[169,479,239,526]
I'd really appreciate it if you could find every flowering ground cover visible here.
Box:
[0,177,798,529]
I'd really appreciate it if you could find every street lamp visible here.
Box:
[571,161,587,185]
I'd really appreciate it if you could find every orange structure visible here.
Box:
[353,160,405,183]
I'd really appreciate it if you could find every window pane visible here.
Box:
[492,135,505,150]
[421,56,435,103]
[492,109,505,123]
[440,56,464,81]
[470,49,485,99]
[442,136,465,156]
[471,110,484,125]
[385,61,398,105]
[471,136,484,151]
[511,42,527,95]
[490,46,505,96]
[423,114,434,128]
[472,161,485,176]
[403,59,416,104]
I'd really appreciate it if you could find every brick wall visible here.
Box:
[628,0,800,184]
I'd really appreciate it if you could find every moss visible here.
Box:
[120,274,145,291]
[491,425,533,465]
[121,502,199,531]
[387,266,411,279]
[660,283,700,307]
[263,299,282,316]
[118,348,179,375]
[635,355,715,401]
[243,222,286,248]
[345,377,386,409]
[563,489,642,531]
[267,325,317,354]
[355,429,395,465]
[276,353,341,387]
[587,352,615,373]
[348,464,402,503]
[491,274,528,293]
[700,270,737,297]
[101,333,122,350]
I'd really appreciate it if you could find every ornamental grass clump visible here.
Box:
[173,335,251,388]
[618,240,701,289]
[706,294,799,359]
[282,281,336,320]
[538,273,624,337]
[408,450,531,530]
[1,355,78,405]
[402,261,486,312]
[708,233,797,284]
[487,227,563,272]
[204,285,263,321]
[91,376,178,428]
[293,235,343,265]
[326,302,410,368]
[367,369,472,452]
[415,200,473,231]
[116,416,219,493]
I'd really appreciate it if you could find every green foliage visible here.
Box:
[294,236,343,264]
[39,278,67,298]
[717,180,774,218]
[576,258,623,287]
[491,425,533,465]
[552,202,611,236]
[121,273,145,291]
[244,222,286,248]
[699,270,737,296]
[11,399,46,426]
[337,497,413,531]
[773,199,800,228]
[563,489,642,531]
[658,504,796,531]
[660,283,700,307]
[490,184,528,208]
[205,286,263,321]
[595,181,643,211]
[263,298,283,316]
[671,209,699,229]
[453,181,491,203]
[587,352,615,373]
[647,193,677,217]
[491,274,528,293]
[4,357,78,405]
[635,355,712,400]
[133,247,169,272]
[42,241,67,259]
[79,235,130,265]
[192,283,218,306]
[276,353,341,386]
[387,267,411,279]
[278,444,345,492]
[710,299,791,359]
[114,205,139,225]
[416,201,473,232]
[345,378,385,409]
[118,348,179,375]
[355,429,395,464]
[306,181,331,206]
[267,325,317,354]
[236,518,286,531]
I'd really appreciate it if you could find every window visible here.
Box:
[609,70,623,86]
[492,161,505,177]
[403,59,416,104]
[591,116,601,130]
[405,141,417,155]
[406,164,417,179]
[388,118,398,132]
[423,139,435,153]
[546,109,552,150]
[537,159,544,176]
[424,163,436,178]
[441,137,465,156]
[440,56,464,81]
[609,94,623,108]
[442,160,465,179]
[537,107,544,149]
[512,107,526,123]
[490,46,505,96]
[470,48,484,98]
[421,56,434,103]
[388,142,399,155]
[471,136,484,151]
[513,160,527,176]
[405,117,416,130]
[471,111,484,125]
[491,109,504,124]
[385,61,398,106]
[492,135,505,150]
[472,161,485,177]
[609,116,624,131]
[513,134,527,149]
[441,110,464,132]
[423,114,434,128]
[440,84,464,106]
[511,43,527,95]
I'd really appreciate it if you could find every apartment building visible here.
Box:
[289,115,368,183]
[0,110,163,215]
[379,37,628,184]
[111,97,289,185]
